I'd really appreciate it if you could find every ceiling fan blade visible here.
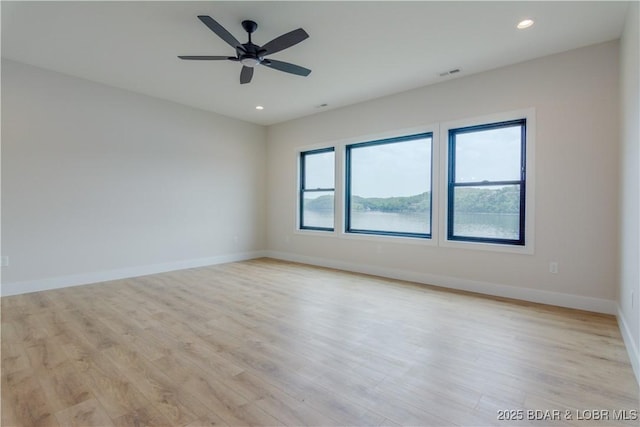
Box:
[240,66,254,84]
[262,59,311,77]
[198,15,243,50]
[260,28,309,56]
[178,56,235,60]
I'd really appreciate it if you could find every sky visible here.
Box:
[351,137,431,198]
[454,126,521,183]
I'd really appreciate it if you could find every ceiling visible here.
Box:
[1,1,629,126]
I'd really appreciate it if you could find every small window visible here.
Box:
[299,148,335,231]
[346,133,433,238]
[448,119,526,245]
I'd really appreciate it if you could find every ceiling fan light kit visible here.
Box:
[179,16,311,85]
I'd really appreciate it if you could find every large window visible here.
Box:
[296,111,533,252]
[346,133,432,238]
[447,119,526,245]
[299,148,335,231]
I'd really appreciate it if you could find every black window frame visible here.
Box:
[345,133,433,239]
[447,119,526,246]
[299,147,335,232]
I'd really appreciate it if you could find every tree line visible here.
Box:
[306,186,519,214]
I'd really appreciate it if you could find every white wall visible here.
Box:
[618,1,640,382]
[1,59,267,295]
[266,41,620,314]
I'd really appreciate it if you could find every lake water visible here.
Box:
[303,209,518,239]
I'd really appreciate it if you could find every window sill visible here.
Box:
[338,231,437,246]
[295,228,337,237]
[439,238,534,254]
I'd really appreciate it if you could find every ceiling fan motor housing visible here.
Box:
[238,43,264,67]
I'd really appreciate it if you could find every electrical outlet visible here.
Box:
[1,256,8,267]
[549,262,558,274]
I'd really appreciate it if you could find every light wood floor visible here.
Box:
[1,258,638,426]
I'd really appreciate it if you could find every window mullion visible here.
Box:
[302,188,335,192]
[453,180,522,188]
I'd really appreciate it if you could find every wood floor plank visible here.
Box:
[61,340,151,420]
[54,398,114,427]
[254,385,340,426]
[36,360,93,413]
[2,368,60,426]
[24,337,69,374]
[99,345,203,426]
[2,258,638,426]
[111,404,176,427]
[1,338,31,376]
[1,391,20,427]
[224,370,342,426]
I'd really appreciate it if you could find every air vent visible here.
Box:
[439,68,461,77]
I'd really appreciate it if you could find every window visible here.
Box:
[295,110,534,251]
[447,119,526,245]
[299,148,335,231]
[345,133,433,238]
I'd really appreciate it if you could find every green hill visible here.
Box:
[305,187,520,214]
[351,192,430,212]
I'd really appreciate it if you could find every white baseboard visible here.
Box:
[617,306,640,386]
[0,250,267,297]
[265,250,618,315]
[5,249,616,314]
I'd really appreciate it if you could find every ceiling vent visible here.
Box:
[439,68,461,77]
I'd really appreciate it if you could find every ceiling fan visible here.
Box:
[179,16,311,84]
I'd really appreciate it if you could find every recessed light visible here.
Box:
[517,19,534,30]
[255,105,264,110]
